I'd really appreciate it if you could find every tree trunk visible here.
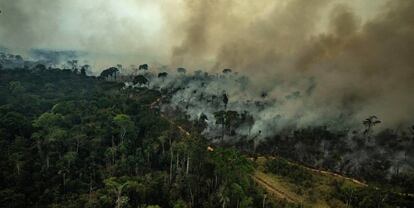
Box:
[120,128,126,145]
[147,151,150,168]
[76,138,80,153]
[170,150,173,183]
[112,150,115,165]
[46,155,50,169]
[248,126,252,140]
[176,153,180,174]
[169,136,173,183]
[37,140,42,157]
[186,155,190,175]
[222,123,225,143]
[63,173,66,191]
[89,175,93,195]
[112,136,116,165]
[16,163,20,175]
[189,186,194,208]
[161,141,165,156]
[116,191,122,208]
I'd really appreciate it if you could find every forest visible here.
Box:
[1,0,414,206]
[0,66,278,207]
[0,58,413,207]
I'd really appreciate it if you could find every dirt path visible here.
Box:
[254,156,368,187]
[148,96,413,200]
[258,156,414,197]
[252,173,297,203]
[303,166,367,187]
[149,97,190,136]
[151,96,296,203]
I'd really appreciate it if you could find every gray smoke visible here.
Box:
[1,0,413,130]
[170,0,414,130]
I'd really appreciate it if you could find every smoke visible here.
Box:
[0,0,169,66]
[1,0,413,129]
[169,0,414,129]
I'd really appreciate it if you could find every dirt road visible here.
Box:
[148,96,413,200]
[252,173,297,203]
[150,97,190,136]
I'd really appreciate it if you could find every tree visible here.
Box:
[73,133,87,153]
[33,112,64,130]
[177,67,186,74]
[222,69,232,74]
[214,111,226,141]
[100,67,119,80]
[139,64,148,70]
[214,111,240,140]
[113,114,134,144]
[224,111,240,136]
[195,113,208,131]
[81,64,89,76]
[63,151,77,169]
[33,64,46,71]
[33,112,65,169]
[241,111,254,137]
[172,199,188,208]
[15,55,23,61]
[223,93,229,109]
[67,60,79,73]
[260,91,268,98]
[116,64,123,72]
[8,81,25,94]
[158,72,168,82]
[210,148,253,208]
[363,116,381,135]
[61,151,78,189]
[10,152,24,175]
[133,75,149,86]
[104,177,137,208]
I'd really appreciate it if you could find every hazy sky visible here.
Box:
[0,0,386,65]
[1,0,413,128]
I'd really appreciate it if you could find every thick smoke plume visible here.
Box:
[170,0,414,129]
[1,0,413,129]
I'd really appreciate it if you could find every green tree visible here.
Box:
[8,81,25,94]
[104,177,138,208]
[33,112,65,169]
[210,148,253,208]
[113,114,134,144]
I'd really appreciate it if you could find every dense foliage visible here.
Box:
[0,69,264,207]
[332,181,414,208]
[0,67,413,207]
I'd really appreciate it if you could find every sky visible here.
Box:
[1,0,413,129]
[0,0,386,65]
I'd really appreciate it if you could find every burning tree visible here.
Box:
[363,115,381,135]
